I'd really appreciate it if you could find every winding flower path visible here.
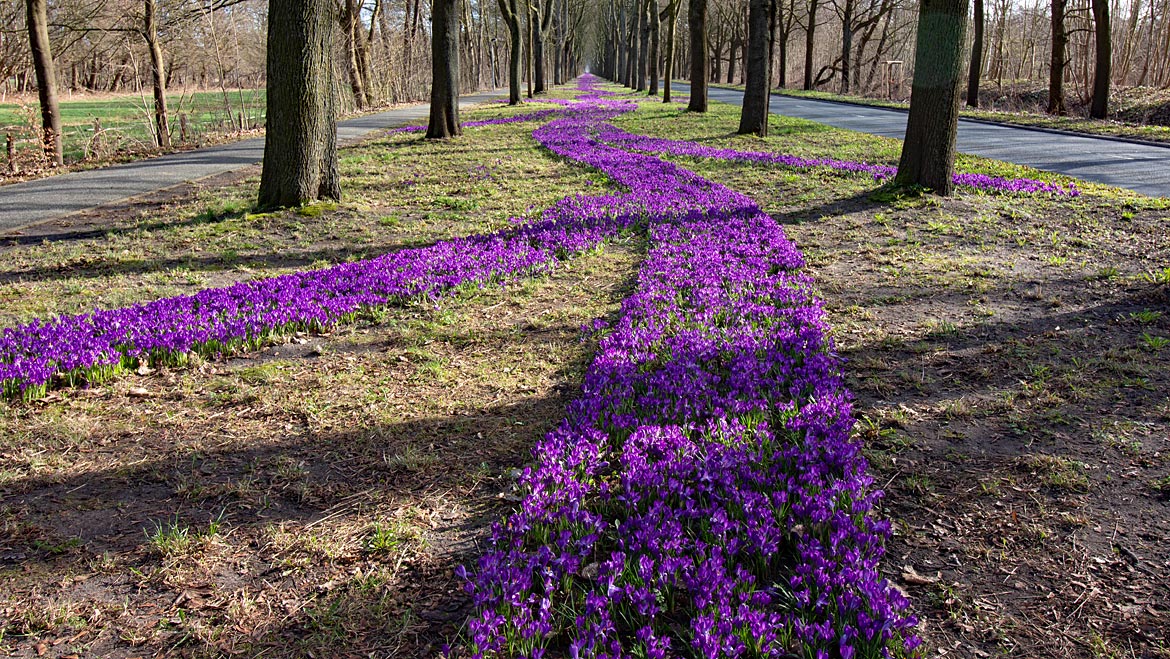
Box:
[2,75,1085,657]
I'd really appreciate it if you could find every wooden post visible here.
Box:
[93,117,102,155]
[180,113,189,143]
[6,133,16,173]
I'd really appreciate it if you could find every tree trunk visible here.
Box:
[636,0,645,90]
[617,1,628,85]
[257,0,340,210]
[638,0,651,90]
[428,0,462,137]
[803,0,818,89]
[144,0,171,148]
[359,0,379,102]
[554,0,565,85]
[663,0,680,101]
[526,6,534,97]
[1089,0,1110,118]
[966,0,983,106]
[727,35,738,83]
[688,0,709,111]
[777,2,790,88]
[533,5,546,92]
[497,0,523,104]
[839,0,852,93]
[896,0,969,195]
[25,0,62,166]
[649,0,660,94]
[342,0,368,108]
[1047,0,1067,114]
[739,0,774,135]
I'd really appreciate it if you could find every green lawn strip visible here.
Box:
[1,89,267,162]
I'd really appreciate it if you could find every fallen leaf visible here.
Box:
[900,565,939,586]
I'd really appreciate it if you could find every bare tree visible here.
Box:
[688,0,709,110]
[339,0,369,108]
[1047,0,1066,114]
[802,0,818,89]
[774,0,796,87]
[25,0,62,165]
[647,0,660,95]
[739,0,775,134]
[497,0,523,103]
[965,0,983,106]
[661,0,682,100]
[144,0,171,147]
[1089,0,1109,118]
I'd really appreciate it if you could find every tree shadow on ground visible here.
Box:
[835,272,1170,657]
[0,251,639,658]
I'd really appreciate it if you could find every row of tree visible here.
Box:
[5,0,589,166]
[258,0,586,208]
[11,0,1167,210]
[594,0,1169,114]
[597,0,990,194]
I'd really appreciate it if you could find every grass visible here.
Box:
[1,83,1168,658]
[0,88,265,166]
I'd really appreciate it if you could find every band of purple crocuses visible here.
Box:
[2,72,1082,657]
[458,75,921,659]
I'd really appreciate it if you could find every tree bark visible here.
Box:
[341,0,368,108]
[617,1,628,85]
[966,0,983,107]
[777,0,792,88]
[803,0,818,89]
[687,0,708,111]
[648,0,660,94]
[526,5,534,97]
[663,0,681,101]
[533,0,548,93]
[638,0,651,90]
[1089,0,1110,118]
[257,0,340,210]
[896,0,969,195]
[739,0,774,135]
[727,28,739,83]
[25,0,62,166]
[144,0,171,148]
[630,0,643,90]
[497,0,523,103]
[839,0,853,93]
[428,0,462,138]
[1047,0,1067,114]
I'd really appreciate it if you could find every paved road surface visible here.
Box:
[669,82,1170,197]
[0,90,505,233]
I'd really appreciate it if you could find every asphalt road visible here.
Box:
[669,82,1170,197]
[0,90,505,233]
